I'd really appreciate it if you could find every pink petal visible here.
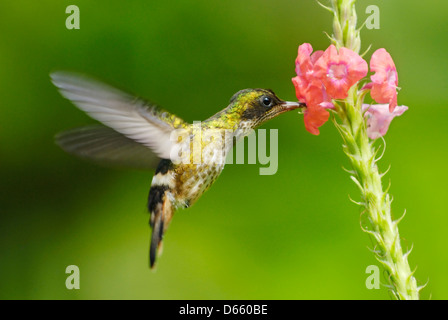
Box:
[293,43,321,102]
[389,94,398,113]
[367,49,399,112]
[304,83,331,109]
[304,104,330,135]
[310,50,324,64]
[314,45,368,99]
[340,47,369,83]
[362,104,408,139]
[292,76,308,102]
[370,82,394,102]
[370,49,397,84]
[295,43,314,77]
[369,49,398,101]
[370,82,398,112]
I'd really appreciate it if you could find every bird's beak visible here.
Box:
[280,101,306,110]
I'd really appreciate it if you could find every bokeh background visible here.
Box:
[1,0,446,299]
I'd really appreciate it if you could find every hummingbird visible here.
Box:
[51,71,305,268]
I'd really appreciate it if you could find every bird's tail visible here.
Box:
[148,185,173,269]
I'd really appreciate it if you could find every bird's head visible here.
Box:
[224,88,305,130]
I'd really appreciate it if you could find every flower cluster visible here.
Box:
[292,43,407,138]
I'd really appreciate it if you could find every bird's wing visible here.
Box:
[51,71,187,160]
[56,125,160,170]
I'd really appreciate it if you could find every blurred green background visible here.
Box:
[1,0,446,300]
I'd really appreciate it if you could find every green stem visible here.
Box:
[327,0,420,299]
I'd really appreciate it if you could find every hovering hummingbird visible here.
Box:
[51,71,305,268]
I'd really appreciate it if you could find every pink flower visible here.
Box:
[303,102,331,135]
[362,104,408,139]
[314,45,368,99]
[292,43,331,135]
[366,49,399,112]
[292,43,324,102]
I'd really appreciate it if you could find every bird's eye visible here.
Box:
[261,96,273,107]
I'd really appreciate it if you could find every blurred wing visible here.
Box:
[51,71,187,160]
[56,125,160,170]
